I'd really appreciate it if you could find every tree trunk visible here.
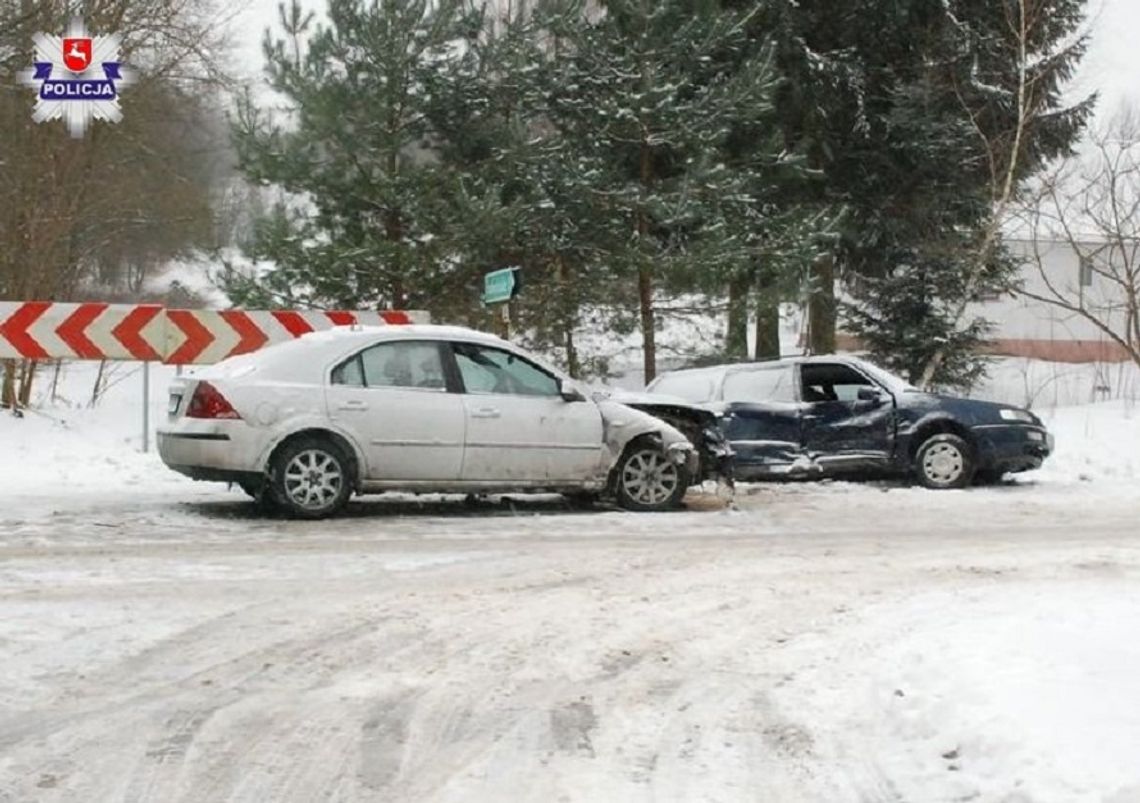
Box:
[638,264,656,383]
[384,207,405,309]
[564,327,579,379]
[637,122,656,383]
[1,359,15,409]
[808,254,836,354]
[726,270,751,359]
[49,359,62,402]
[754,275,781,360]
[90,360,107,407]
[17,359,36,408]
[553,254,580,378]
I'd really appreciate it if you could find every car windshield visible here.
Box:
[852,358,918,394]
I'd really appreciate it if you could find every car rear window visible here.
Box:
[722,366,797,403]
[648,373,716,403]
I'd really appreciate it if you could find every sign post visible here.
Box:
[482,267,522,339]
[141,361,150,453]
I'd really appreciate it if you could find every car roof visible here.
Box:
[294,323,508,347]
[653,354,865,381]
[196,324,520,383]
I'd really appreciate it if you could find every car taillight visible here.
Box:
[185,381,241,420]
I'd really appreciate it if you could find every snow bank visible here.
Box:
[770,582,1140,803]
[0,361,215,503]
[1032,398,1140,486]
[975,357,1140,409]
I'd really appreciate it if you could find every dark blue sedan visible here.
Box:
[646,356,1053,489]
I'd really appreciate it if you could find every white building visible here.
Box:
[982,238,1137,363]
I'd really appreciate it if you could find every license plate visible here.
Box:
[168,394,181,415]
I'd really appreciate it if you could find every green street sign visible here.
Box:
[482,267,521,305]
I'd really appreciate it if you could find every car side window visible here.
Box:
[800,363,872,403]
[331,354,365,387]
[453,343,560,397]
[722,366,797,403]
[331,341,446,390]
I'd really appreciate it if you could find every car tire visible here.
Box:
[914,433,975,490]
[613,439,689,512]
[269,436,353,519]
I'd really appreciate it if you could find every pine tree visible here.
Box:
[514,0,804,381]
[432,12,625,375]
[843,246,1013,390]
[744,0,1092,388]
[226,0,488,314]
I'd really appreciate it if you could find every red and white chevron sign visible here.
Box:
[0,303,428,365]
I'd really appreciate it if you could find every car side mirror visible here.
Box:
[559,379,587,403]
[857,387,884,405]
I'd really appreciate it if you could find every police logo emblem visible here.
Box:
[18,19,133,138]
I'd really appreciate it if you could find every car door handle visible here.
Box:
[471,407,501,419]
[338,400,369,412]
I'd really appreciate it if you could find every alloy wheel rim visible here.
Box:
[621,449,679,506]
[283,449,343,510]
[922,442,964,485]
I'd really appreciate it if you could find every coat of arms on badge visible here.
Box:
[62,38,93,74]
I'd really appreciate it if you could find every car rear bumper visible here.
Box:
[157,421,269,477]
[972,424,1053,473]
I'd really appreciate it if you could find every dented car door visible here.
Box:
[449,342,604,482]
[798,362,895,472]
[718,365,804,478]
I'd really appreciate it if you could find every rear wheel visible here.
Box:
[914,433,974,490]
[269,437,353,518]
[614,441,688,512]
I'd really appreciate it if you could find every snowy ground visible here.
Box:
[2,360,1139,802]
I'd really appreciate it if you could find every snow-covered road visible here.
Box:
[2,482,1139,803]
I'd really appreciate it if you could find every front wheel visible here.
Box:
[269,437,353,518]
[914,433,974,490]
[614,442,688,512]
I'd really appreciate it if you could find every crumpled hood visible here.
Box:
[596,399,693,451]
[599,388,718,426]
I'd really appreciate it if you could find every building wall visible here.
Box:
[972,238,1133,363]
[830,238,1135,363]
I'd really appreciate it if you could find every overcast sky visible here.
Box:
[1074,0,1140,126]
[230,0,1140,127]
